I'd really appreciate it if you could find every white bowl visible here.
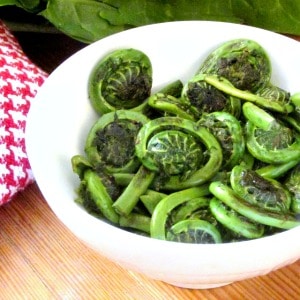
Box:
[26,21,300,289]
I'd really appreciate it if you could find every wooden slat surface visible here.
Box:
[1,183,300,299]
[0,27,299,300]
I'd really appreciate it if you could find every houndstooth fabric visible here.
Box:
[0,20,48,205]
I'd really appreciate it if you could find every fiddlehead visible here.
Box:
[198,38,271,92]
[181,73,241,118]
[135,116,223,190]
[203,75,294,113]
[89,48,152,114]
[150,185,211,240]
[209,181,300,229]
[209,197,265,239]
[198,111,245,170]
[284,163,300,213]
[85,110,149,173]
[230,165,291,213]
[166,219,222,244]
[243,102,300,163]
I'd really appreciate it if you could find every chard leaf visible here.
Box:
[99,0,242,26]
[231,0,300,35]
[40,0,130,43]
[0,0,44,12]
[0,1,18,5]
[99,0,300,37]
[3,0,300,43]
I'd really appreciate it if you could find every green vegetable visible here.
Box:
[171,196,210,224]
[140,189,167,215]
[85,110,149,173]
[181,73,241,118]
[76,169,119,224]
[135,116,223,190]
[2,1,300,43]
[230,165,291,213]
[112,165,155,216]
[88,48,152,115]
[0,0,44,12]
[198,38,271,92]
[41,0,129,43]
[146,80,193,119]
[157,80,184,98]
[119,212,151,233]
[71,39,300,244]
[256,84,291,108]
[255,159,300,179]
[203,75,294,113]
[243,102,300,163]
[210,197,265,239]
[166,219,222,244]
[71,154,92,179]
[209,181,300,230]
[197,111,245,170]
[150,185,211,240]
[148,93,197,121]
[284,164,300,213]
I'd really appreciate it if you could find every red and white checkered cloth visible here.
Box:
[0,20,48,205]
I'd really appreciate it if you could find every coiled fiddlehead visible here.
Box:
[209,181,300,230]
[198,38,271,93]
[89,48,152,114]
[166,219,222,244]
[73,42,300,243]
[170,196,210,224]
[210,197,265,239]
[198,111,245,170]
[181,73,241,118]
[85,110,149,173]
[256,84,290,106]
[135,116,223,190]
[243,102,300,163]
[230,165,291,214]
[203,75,294,113]
[150,185,211,240]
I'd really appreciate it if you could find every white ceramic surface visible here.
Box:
[26,21,300,289]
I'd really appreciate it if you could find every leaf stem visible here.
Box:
[204,75,294,113]
[113,165,155,216]
[84,169,119,224]
[150,185,210,240]
[209,181,300,229]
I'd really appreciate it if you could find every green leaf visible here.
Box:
[40,0,130,43]
[18,0,41,10]
[3,0,300,43]
[0,0,45,12]
[0,1,18,5]
[99,0,242,26]
[231,1,300,34]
